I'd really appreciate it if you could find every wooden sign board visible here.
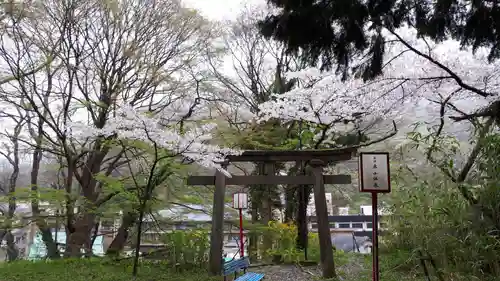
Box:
[358,152,391,193]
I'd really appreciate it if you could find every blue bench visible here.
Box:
[223,257,265,281]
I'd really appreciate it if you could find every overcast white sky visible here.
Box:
[182,0,264,20]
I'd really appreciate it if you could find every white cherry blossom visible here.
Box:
[68,105,240,176]
[256,26,499,134]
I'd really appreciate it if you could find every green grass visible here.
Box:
[2,252,485,281]
[0,259,218,281]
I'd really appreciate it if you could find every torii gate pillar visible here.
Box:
[311,159,336,279]
[208,162,228,275]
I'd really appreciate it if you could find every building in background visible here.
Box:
[0,202,104,261]
[359,205,391,216]
[338,207,349,215]
[307,192,333,216]
[360,205,372,215]
[28,231,104,260]
[1,202,246,261]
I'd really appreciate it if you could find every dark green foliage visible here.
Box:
[0,259,217,281]
[335,131,369,146]
[260,0,500,79]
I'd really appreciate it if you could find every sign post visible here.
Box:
[358,152,391,281]
[232,192,248,258]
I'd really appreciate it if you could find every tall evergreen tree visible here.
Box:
[259,0,500,80]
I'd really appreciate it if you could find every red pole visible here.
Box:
[238,208,244,258]
[371,192,379,281]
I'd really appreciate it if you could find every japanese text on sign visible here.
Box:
[359,153,390,193]
[232,192,248,209]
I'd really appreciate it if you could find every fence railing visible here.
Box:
[308,215,389,237]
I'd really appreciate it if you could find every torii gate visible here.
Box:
[187,148,356,278]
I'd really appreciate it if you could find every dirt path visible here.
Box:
[248,259,368,281]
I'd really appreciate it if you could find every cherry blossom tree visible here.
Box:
[256,26,499,145]
[208,5,411,256]
[0,0,234,256]
[206,5,317,253]
[256,25,500,224]
[68,104,240,175]
[69,103,239,274]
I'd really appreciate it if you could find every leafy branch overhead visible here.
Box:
[259,0,500,78]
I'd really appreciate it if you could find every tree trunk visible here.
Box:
[261,197,271,223]
[24,97,59,259]
[30,118,59,258]
[259,163,273,223]
[5,231,18,261]
[284,186,297,223]
[208,167,227,275]
[248,198,259,261]
[39,227,59,258]
[295,163,311,252]
[261,162,275,258]
[248,168,262,260]
[3,120,21,262]
[296,185,310,252]
[66,213,95,257]
[5,185,18,261]
[65,142,109,256]
[5,166,18,261]
[106,211,137,256]
[285,163,301,223]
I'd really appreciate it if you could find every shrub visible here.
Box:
[246,221,332,263]
[161,229,210,266]
[383,133,500,280]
